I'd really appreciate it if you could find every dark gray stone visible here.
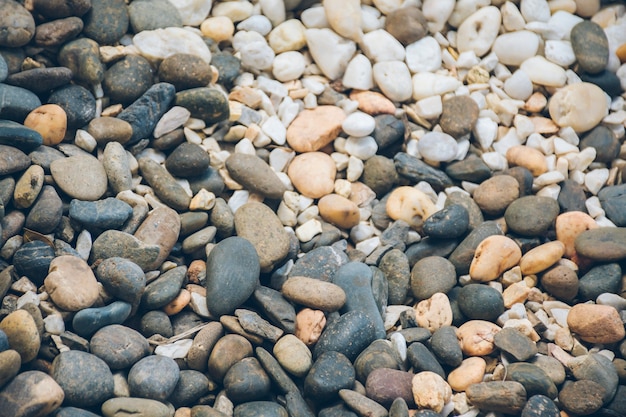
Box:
[103,55,154,105]
[139,310,173,338]
[168,370,210,408]
[95,257,146,304]
[571,20,609,74]
[82,0,129,45]
[304,351,355,403]
[575,228,626,262]
[448,220,503,274]
[5,67,73,93]
[458,283,504,322]
[234,401,287,417]
[494,328,538,362]
[57,38,104,85]
[445,154,492,183]
[506,363,558,399]
[558,179,588,213]
[211,52,241,87]
[599,184,626,227]
[430,326,463,367]
[51,350,114,407]
[69,197,133,231]
[504,196,560,236]
[410,256,457,300]
[90,230,161,272]
[581,125,620,164]
[578,263,621,301]
[372,114,404,150]
[13,240,55,286]
[288,245,347,282]
[158,53,213,91]
[521,395,560,417]
[90,324,150,370]
[128,355,180,401]
[48,84,96,129]
[0,120,43,152]
[128,0,182,32]
[313,310,381,361]
[423,203,470,239]
[175,87,230,125]
[253,286,296,333]
[354,339,401,383]
[394,152,453,191]
[141,266,187,310]
[224,357,271,404]
[166,142,211,178]
[406,342,445,378]
[0,84,42,122]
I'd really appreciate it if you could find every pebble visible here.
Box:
[566,303,625,344]
[519,241,565,275]
[504,195,560,236]
[0,309,40,363]
[0,371,64,417]
[304,351,355,403]
[90,324,150,370]
[226,153,286,199]
[103,55,154,105]
[422,204,469,239]
[305,28,356,80]
[493,31,540,67]
[288,152,336,199]
[0,0,35,47]
[457,6,501,57]
[447,357,486,392]
[574,227,626,261]
[128,355,180,401]
[273,334,312,378]
[549,82,609,132]
[286,106,345,153]
[72,301,132,337]
[413,293,453,333]
[473,175,520,216]
[458,284,505,322]
[69,198,133,231]
[0,121,42,153]
[469,235,522,282]
[282,276,346,312]
[506,362,557,399]
[141,266,186,310]
[457,320,501,356]
[47,84,96,129]
[411,371,451,413]
[101,397,172,417]
[521,395,560,417]
[128,0,182,32]
[44,255,100,311]
[410,256,456,300]
[313,310,380,361]
[51,350,114,408]
[540,264,579,301]
[90,230,161,272]
[578,262,622,301]
[571,20,609,74]
[417,131,458,162]
[23,104,67,146]
[224,357,271,404]
[466,381,527,415]
[50,154,108,201]
[318,194,360,229]
[558,380,605,415]
[234,401,287,417]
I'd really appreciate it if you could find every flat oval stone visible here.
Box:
[141,266,186,310]
[234,401,288,417]
[378,248,410,305]
[439,96,479,139]
[571,20,609,74]
[12,240,55,285]
[273,334,312,378]
[0,83,42,122]
[313,310,380,361]
[469,235,521,282]
[47,84,96,129]
[168,369,209,408]
[410,256,456,300]
[82,0,129,45]
[158,53,213,91]
[57,38,104,85]
[505,362,557,399]
[0,0,35,47]
[140,310,173,339]
[166,142,210,178]
[208,334,253,382]
[541,264,579,301]
[138,157,191,211]
[287,152,336,199]
[45,255,100,311]
[34,16,84,47]
[7,67,73,95]
[134,206,181,271]
[429,326,462,368]
[69,197,133,231]
[226,153,286,199]
[0,121,43,152]
[0,144,31,176]
[0,371,64,417]
[466,381,527,415]
[519,241,564,276]
[205,236,260,317]
[0,349,20,388]
[473,175,520,216]
[458,284,504,322]
[101,398,172,417]
[521,395,560,417]
[72,301,132,338]
[50,154,108,201]
[558,380,604,415]
[224,357,271,404]
[567,303,625,344]
[456,6,500,56]
[128,0,182,32]
[447,357,486,392]
[281,276,345,312]
[253,286,296,333]
[90,230,161,272]
[175,87,229,125]
[128,355,180,401]
[574,227,626,261]
[87,117,134,147]
[505,196,560,236]
[578,263,621,301]
[90,324,150,370]
[0,309,40,363]
[407,342,445,378]
[95,257,146,303]
[422,204,469,239]
[51,350,114,408]
[598,184,626,227]
[305,350,355,404]
[581,125,620,164]
[365,368,414,408]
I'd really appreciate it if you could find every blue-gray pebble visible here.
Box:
[72,301,132,337]
[90,324,150,370]
[69,197,133,231]
[128,355,180,401]
[95,257,146,303]
[51,350,114,407]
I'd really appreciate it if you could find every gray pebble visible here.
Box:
[128,355,180,401]
[90,324,150,370]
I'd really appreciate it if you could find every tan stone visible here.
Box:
[323,0,363,42]
[0,310,40,363]
[13,164,44,209]
[295,308,326,346]
[414,292,453,332]
[349,90,396,115]
[386,186,437,230]
[530,116,560,134]
[228,86,263,108]
[472,175,519,216]
[555,211,598,259]
[412,371,452,413]
[524,92,547,113]
[448,357,487,392]
[502,281,531,308]
[318,194,360,229]
[273,334,312,378]
[617,42,626,64]
[287,152,336,199]
[87,117,133,146]
[505,145,548,176]
[519,241,564,275]
[187,260,207,285]
[469,235,522,282]
[200,16,234,43]
[286,106,345,152]
[23,104,67,146]
[163,289,191,315]
[549,82,609,132]
[567,304,625,344]
[44,255,100,311]
[457,320,501,356]
[282,276,346,312]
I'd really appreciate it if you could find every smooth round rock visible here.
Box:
[95,257,146,303]
[44,255,100,311]
[447,357,486,392]
[365,368,414,408]
[12,240,55,285]
[581,125,620,164]
[384,6,427,46]
[51,351,114,408]
[506,362,557,399]
[128,355,180,401]
[211,52,241,87]
[598,184,626,227]
[504,196,560,236]
[473,175,520,216]
[410,256,456,300]
[281,276,346,312]
[519,241,565,276]
[578,263,621,301]
[50,154,108,201]
[175,87,229,124]
[128,0,182,32]
[0,309,40,363]
[559,380,605,415]
[313,310,381,361]
[34,17,84,47]
[101,398,172,417]
[138,157,191,211]
[140,310,173,338]
[430,326,463,368]
[168,370,209,408]
[0,371,64,417]
[141,266,186,310]
[166,142,211,178]
[23,104,67,146]
[286,106,346,153]
[7,67,72,95]
[549,82,608,132]
[571,20,609,74]
[103,55,154,105]
[440,96,479,138]
[0,0,35,47]
[72,301,132,337]
[90,324,150,370]
[82,0,129,45]
[159,53,214,91]
[234,401,288,417]
[558,179,588,213]
[273,334,312,378]
[133,205,182,270]
[47,84,96,129]
[574,228,626,261]
[0,84,42,123]
[224,357,271,404]
[318,194,360,230]
[0,145,30,176]
[407,342,445,378]
[207,334,253,382]
[540,265,579,301]
[362,155,399,198]
[226,153,287,199]
[457,320,501,356]
[57,38,104,85]
[386,186,437,230]
[305,350,355,404]
[456,6,501,57]
[458,284,505,322]
[422,204,469,239]
[469,235,522,282]
[288,152,336,199]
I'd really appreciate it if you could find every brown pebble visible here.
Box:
[318,194,360,229]
[282,276,346,312]
[295,308,326,346]
[472,175,520,216]
[349,90,396,115]
[566,303,625,344]
[558,380,605,415]
[286,105,345,153]
[23,104,67,146]
[541,264,579,301]
[447,357,486,392]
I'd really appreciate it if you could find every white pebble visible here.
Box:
[492,31,540,67]
[373,61,412,102]
[547,10,583,40]
[372,0,403,15]
[278,96,300,126]
[239,40,275,71]
[343,54,374,90]
[169,0,213,26]
[356,236,380,256]
[361,29,405,62]
[76,230,92,261]
[153,106,191,138]
[412,72,462,100]
[300,6,328,28]
[295,218,322,242]
[211,1,254,21]
[43,314,65,335]
[269,147,295,172]
[520,56,567,87]
[268,19,307,53]
[390,331,408,360]
[503,70,533,101]
[154,339,193,359]
[406,36,442,73]
[544,40,576,67]
[345,136,378,160]
[595,215,616,228]
[323,0,363,42]
[597,293,626,311]
[189,292,210,317]
[422,0,455,33]
[350,223,375,243]
[347,156,364,182]
[534,171,565,187]
[272,51,306,82]
[259,0,285,26]
[237,15,273,36]
[331,152,350,171]
[228,190,249,213]
[473,117,498,150]
[342,112,376,137]
[457,6,502,57]
[521,0,551,22]
[305,28,356,80]
[17,291,39,309]
[536,184,561,199]
[75,129,97,152]
[277,201,297,226]
[418,131,458,162]
[585,168,609,195]
[502,1,526,31]
[414,95,443,119]
[133,27,212,63]
[260,115,286,146]
[482,152,508,171]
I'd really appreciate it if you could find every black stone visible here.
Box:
[599,184,626,227]
[581,70,623,97]
[430,326,463,367]
[13,240,55,286]
[394,152,453,191]
[406,342,445,378]
[578,262,621,301]
[51,350,114,407]
[521,395,561,417]
[445,155,492,183]
[224,357,271,404]
[304,351,355,403]
[139,310,173,338]
[69,197,133,231]
[253,286,296,333]
[169,370,210,408]
[211,52,241,87]
[188,166,226,196]
[504,196,560,237]
[48,84,96,129]
[175,87,230,125]
[95,257,146,304]
[166,142,211,178]
[372,114,405,150]
[558,179,588,213]
[313,310,381,361]
[103,55,154,105]
[0,83,42,122]
[581,125,620,164]
[5,67,73,93]
[404,237,458,268]
[457,283,505,321]
[57,38,104,85]
[288,245,347,282]
[423,203,470,239]
[494,328,538,362]
[354,339,401,383]
[128,355,180,401]
[82,0,129,45]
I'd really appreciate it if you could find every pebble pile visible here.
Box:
[2,0,626,416]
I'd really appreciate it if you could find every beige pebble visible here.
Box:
[163,289,191,315]
[472,175,520,216]
[555,211,598,260]
[349,90,396,115]
[567,303,625,344]
[189,189,216,211]
[287,152,336,199]
[318,194,360,229]
[616,43,626,64]
[530,116,559,135]
[412,371,452,413]
[23,104,67,146]
[286,106,345,153]
[295,308,326,346]
[13,164,44,209]
[187,260,206,285]
[505,145,548,176]
[87,117,133,146]
[502,281,532,308]
[282,276,346,312]
[457,320,501,356]
[414,292,453,332]
[44,255,100,311]
[448,357,487,392]
[323,0,363,42]
[519,241,565,275]
[469,235,522,282]
[524,92,547,113]
[174,407,191,417]
[386,186,437,230]
[549,82,608,132]
[200,16,235,43]
[273,334,312,378]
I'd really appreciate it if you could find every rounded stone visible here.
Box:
[411,371,452,413]
[549,82,608,132]
[51,350,114,408]
[571,20,609,74]
[211,52,241,87]
[90,325,150,370]
[128,0,182,32]
[362,155,399,198]
[313,310,381,361]
[0,309,40,363]
[234,401,288,417]
[447,357,486,392]
[90,230,161,272]
[50,154,107,201]
[12,240,55,286]
[175,87,230,124]
[407,342,445,378]
[581,126,620,164]
[578,263,622,301]
[466,381,527,415]
[138,157,191,211]
[139,310,173,338]
[34,17,84,47]
[598,184,626,227]
[273,334,312,378]
[0,349,19,387]
[47,84,96,129]
[469,235,522,282]
[505,362,557,399]
[558,380,605,415]
[384,6,427,46]
[72,301,133,338]
[159,53,214,91]
[224,357,271,404]
[44,255,100,311]
[101,398,172,417]
[575,228,626,261]
[504,196,560,237]
[365,368,414,408]
[304,351,355,404]
[140,266,186,310]
[286,106,346,153]
[410,256,456,300]
[458,284,504,322]
[457,320,501,356]
[0,371,64,417]
[226,153,287,199]
[69,197,133,231]
[166,142,211,178]
[207,334,253,382]
[521,395,560,417]
[423,204,470,239]
[281,276,346,312]
[558,179,588,213]
[95,257,146,303]
[0,0,35,47]
[23,104,67,146]
[440,95,479,139]
[103,55,154,105]
[168,370,210,408]
[287,152,336,199]
[57,38,105,85]
[473,175,520,216]
[386,186,437,230]
[540,265,579,301]
[82,0,129,45]
[318,194,360,230]
[128,355,180,401]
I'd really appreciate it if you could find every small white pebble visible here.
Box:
[228,190,249,213]
[481,152,508,171]
[585,168,609,195]
[355,236,380,256]
[345,136,378,160]
[585,196,605,218]
[342,111,376,137]
[295,218,322,242]
[154,339,193,359]
[347,156,364,182]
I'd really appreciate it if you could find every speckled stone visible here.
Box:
[224,357,271,404]
[139,157,191,211]
[0,0,35,47]
[95,257,146,303]
[439,95,479,138]
[466,381,527,415]
[458,284,505,322]
[32,0,91,18]
[211,52,241,87]
[362,155,399,198]
[159,53,214,91]
[13,240,56,285]
[575,228,626,261]
[0,371,64,417]
[168,370,210,408]
[6,67,73,94]
[558,380,605,415]
[504,196,560,236]
[165,142,211,178]
[34,16,84,47]
[313,310,381,361]
[410,256,457,300]
[82,0,129,45]
[69,197,133,231]
[103,55,154,105]
[571,20,609,74]
[47,84,96,129]
[57,38,104,85]
[423,204,470,239]
[578,263,621,301]
[128,0,182,32]
[175,87,230,124]
[90,230,161,272]
[305,350,355,404]
[354,339,401,384]
[208,334,253,382]
[521,395,560,417]
[384,6,427,46]
[505,362,557,399]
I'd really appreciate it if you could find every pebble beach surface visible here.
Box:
[2,0,626,416]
